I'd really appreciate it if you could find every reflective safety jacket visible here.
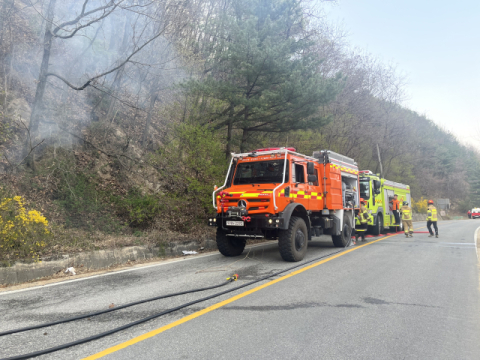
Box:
[401,205,412,221]
[356,205,374,225]
[427,205,437,221]
[359,205,369,224]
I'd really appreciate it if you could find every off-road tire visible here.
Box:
[371,213,383,235]
[332,213,353,247]
[216,228,246,257]
[278,217,308,262]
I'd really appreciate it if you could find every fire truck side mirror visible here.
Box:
[307,162,315,175]
[308,175,318,183]
[373,180,381,189]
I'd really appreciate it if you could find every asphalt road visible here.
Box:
[1,220,480,360]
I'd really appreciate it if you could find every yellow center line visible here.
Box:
[83,230,417,360]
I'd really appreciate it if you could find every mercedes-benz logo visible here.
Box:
[238,200,247,209]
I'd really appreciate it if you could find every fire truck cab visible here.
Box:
[208,148,360,262]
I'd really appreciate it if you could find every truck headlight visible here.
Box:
[268,219,273,224]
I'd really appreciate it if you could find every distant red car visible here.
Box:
[472,209,480,219]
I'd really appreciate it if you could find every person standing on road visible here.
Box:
[390,194,400,226]
[427,200,438,238]
[467,210,471,219]
[401,201,413,238]
[355,198,370,242]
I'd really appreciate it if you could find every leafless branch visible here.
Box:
[45,13,179,90]
[52,0,123,39]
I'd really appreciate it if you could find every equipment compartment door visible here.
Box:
[325,164,343,209]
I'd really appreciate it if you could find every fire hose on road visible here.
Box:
[1,238,356,360]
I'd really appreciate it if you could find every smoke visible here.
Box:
[4,0,186,160]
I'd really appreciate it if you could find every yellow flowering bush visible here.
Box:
[0,196,51,262]
[412,197,428,214]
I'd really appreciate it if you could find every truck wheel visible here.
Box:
[216,228,246,257]
[371,213,383,235]
[332,213,353,247]
[278,217,308,262]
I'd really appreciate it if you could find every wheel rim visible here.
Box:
[295,229,305,251]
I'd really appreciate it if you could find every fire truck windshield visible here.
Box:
[359,178,370,200]
[233,160,289,185]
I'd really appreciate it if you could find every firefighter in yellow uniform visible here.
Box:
[355,198,373,242]
[400,201,413,238]
[426,199,438,238]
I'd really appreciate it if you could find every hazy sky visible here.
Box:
[323,0,480,150]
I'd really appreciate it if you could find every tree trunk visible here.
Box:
[104,68,124,123]
[225,104,233,158]
[141,92,157,146]
[0,0,15,55]
[240,105,249,153]
[0,0,8,53]
[26,0,57,168]
[240,129,249,153]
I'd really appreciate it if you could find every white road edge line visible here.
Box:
[0,241,278,296]
[475,225,480,261]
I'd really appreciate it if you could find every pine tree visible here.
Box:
[468,159,480,206]
[185,0,342,153]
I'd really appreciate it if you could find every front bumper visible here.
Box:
[207,214,285,230]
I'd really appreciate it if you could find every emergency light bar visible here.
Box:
[254,147,296,152]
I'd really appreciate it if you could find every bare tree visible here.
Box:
[22,0,192,169]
